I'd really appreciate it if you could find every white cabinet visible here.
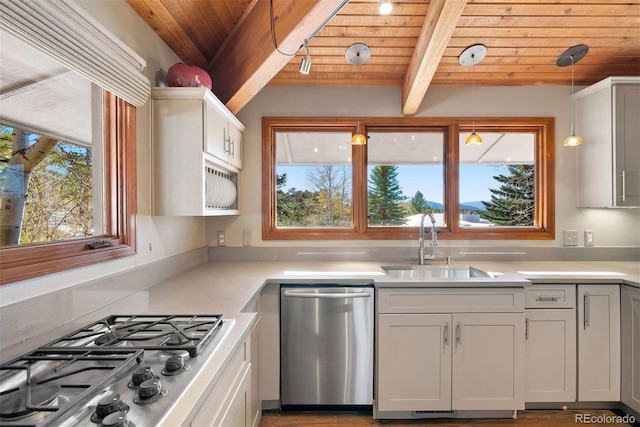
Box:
[189,335,252,427]
[376,288,525,414]
[622,285,640,414]
[524,285,577,402]
[574,77,640,207]
[577,284,620,401]
[151,87,245,216]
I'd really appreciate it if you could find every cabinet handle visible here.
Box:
[536,295,560,302]
[525,318,529,340]
[223,125,231,154]
[584,292,591,329]
[455,322,461,344]
[621,170,626,202]
[443,322,449,345]
[230,137,235,156]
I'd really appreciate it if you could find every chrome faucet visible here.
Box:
[418,212,438,265]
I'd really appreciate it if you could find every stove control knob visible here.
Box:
[101,410,130,427]
[138,378,162,400]
[91,393,130,422]
[130,364,154,387]
[163,355,185,374]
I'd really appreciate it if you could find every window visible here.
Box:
[0,93,136,284]
[263,117,554,241]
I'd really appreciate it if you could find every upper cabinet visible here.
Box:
[574,77,640,208]
[151,87,245,216]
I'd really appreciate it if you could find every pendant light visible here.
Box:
[345,43,371,145]
[556,44,589,147]
[379,0,393,15]
[458,44,487,146]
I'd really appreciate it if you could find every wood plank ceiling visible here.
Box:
[125,0,640,114]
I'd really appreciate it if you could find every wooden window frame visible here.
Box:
[0,92,137,285]
[263,116,554,241]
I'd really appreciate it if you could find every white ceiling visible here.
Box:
[0,31,92,146]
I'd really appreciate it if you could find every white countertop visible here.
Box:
[2,259,638,424]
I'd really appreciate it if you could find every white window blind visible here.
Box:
[0,0,150,107]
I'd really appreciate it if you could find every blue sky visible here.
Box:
[277,164,509,203]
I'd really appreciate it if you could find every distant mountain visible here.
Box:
[459,201,486,211]
[425,201,443,211]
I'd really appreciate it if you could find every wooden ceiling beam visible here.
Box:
[401,0,467,116]
[207,0,346,114]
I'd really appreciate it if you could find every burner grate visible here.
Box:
[0,348,143,427]
[42,314,224,357]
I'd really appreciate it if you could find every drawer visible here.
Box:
[525,285,575,309]
[377,287,525,313]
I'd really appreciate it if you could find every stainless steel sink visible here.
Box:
[381,264,491,279]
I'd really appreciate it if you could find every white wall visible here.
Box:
[0,0,206,305]
[208,85,640,249]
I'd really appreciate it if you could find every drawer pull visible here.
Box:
[455,322,461,344]
[443,322,449,345]
[536,295,560,302]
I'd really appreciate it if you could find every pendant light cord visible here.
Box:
[570,55,575,134]
[471,54,476,133]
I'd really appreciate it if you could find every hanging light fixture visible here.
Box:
[345,43,371,145]
[556,44,588,147]
[379,0,393,15]
[458,44,487,146]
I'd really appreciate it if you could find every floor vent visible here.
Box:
[411,410,455,418]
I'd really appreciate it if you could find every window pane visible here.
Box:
[459,132,535,227]
[0,127,94,244]
[275,131,353,227]
[367,130,444,227]
[0,31,100,247]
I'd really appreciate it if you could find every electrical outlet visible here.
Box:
[243,230,252,246]
[217,231,226,247]
[585,230,594,246]
[563,230,578,246]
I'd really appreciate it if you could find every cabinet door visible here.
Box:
[622,285,640,413]
[228,123,243,169]
[452,313,525,410]
[577,285,620,401]
[249,317,261,427]
[217,365,251,427]
[377,314,451,411]
[525,309,576,402]
[204,101,229,162]
[614,84,640,206]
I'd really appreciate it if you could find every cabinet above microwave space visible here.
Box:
[574,77,640,208]
[150,87,245,216]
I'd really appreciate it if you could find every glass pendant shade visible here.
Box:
[351,133,367,145]
[563,133,583,147]
[465,131,483,146]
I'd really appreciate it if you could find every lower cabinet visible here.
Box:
[524,284,577,402]
[577,284,620,401]
[377,310,525,412]
[249,316,262,427]
[622,285,640,413]
[190,336,252,427]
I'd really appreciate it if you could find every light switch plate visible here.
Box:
[563,230,578,246]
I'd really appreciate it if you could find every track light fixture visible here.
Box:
[299,40,311,74]
[459,44,487,146]
[379,0,393,15]
[556,44,588,147]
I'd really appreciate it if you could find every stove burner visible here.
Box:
[165,331,193,346]
[133,378,165,405]
[90,393,130,423]
[101,410,136,427]
[161,355,188,376]
[0,384,60,420]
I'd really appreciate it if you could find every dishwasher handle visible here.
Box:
[283,290,371,299]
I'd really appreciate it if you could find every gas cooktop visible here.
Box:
[0,314,231,427]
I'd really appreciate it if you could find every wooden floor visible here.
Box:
[259,409,636,427]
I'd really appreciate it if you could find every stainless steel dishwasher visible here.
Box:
[280,284,374,409]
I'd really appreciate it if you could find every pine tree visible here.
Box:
[482,164,535,225]
[408,190,428,214]
[368,165,407,225]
